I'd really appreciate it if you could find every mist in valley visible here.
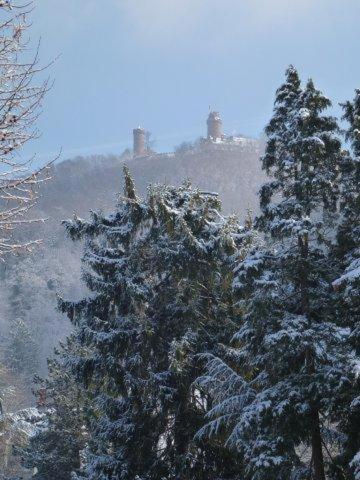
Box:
[0,132,265,412]
[1,2,359,480]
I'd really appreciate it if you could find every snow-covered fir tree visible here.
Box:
[59,167,251,480]
[4,317,39,379]
[331,89,360,480]
[19,335,88,480]
[336,89,360,348]
[197,66,352,480]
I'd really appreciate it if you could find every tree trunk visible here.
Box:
[298,234,326,480]
[311,409,326,480]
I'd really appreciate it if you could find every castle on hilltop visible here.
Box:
[132,111,259,158]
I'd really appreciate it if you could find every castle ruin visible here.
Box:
[133,127,146,157]
[132,111,258,158]
[207,111,223,141]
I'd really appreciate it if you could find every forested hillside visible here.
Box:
[1,0,359,478]
[0,141,264,410]
[2,66,360,480]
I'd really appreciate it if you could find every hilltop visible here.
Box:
[0,134,265,410]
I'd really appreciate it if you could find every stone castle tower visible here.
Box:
[133,127,146,157]
[207,111,223,141]
[131,110,256,157]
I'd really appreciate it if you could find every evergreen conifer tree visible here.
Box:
[198,67,351,480]
[331,89,360,480]
[59,167,250,479]
[336,89,360,348]
[19,335,88,480]
[4,317,39,379]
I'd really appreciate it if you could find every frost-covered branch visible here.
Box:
[0,1,53,255]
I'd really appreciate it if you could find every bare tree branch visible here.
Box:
[0,1,54,256]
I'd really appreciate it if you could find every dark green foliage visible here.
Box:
[19,336,88,480]
[198,66,352,480]
[330,90,360,480]
[59,167,251,479]
[336,89,360,350]
[7,67,360,480]
[2,265,41,381]
[5,317,39,378]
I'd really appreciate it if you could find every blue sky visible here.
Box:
[27,0,360,162]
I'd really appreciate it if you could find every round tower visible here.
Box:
[133,127,146,157]
[207,111,223,141]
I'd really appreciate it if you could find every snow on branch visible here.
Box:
[0,1,54,255]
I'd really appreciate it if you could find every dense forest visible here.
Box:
[0,3,359,480]
[1,65,359,480]
[0,137,264,409]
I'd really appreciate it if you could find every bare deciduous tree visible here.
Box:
[0,1,53,256]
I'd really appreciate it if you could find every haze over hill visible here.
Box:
[0,123,265,410]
